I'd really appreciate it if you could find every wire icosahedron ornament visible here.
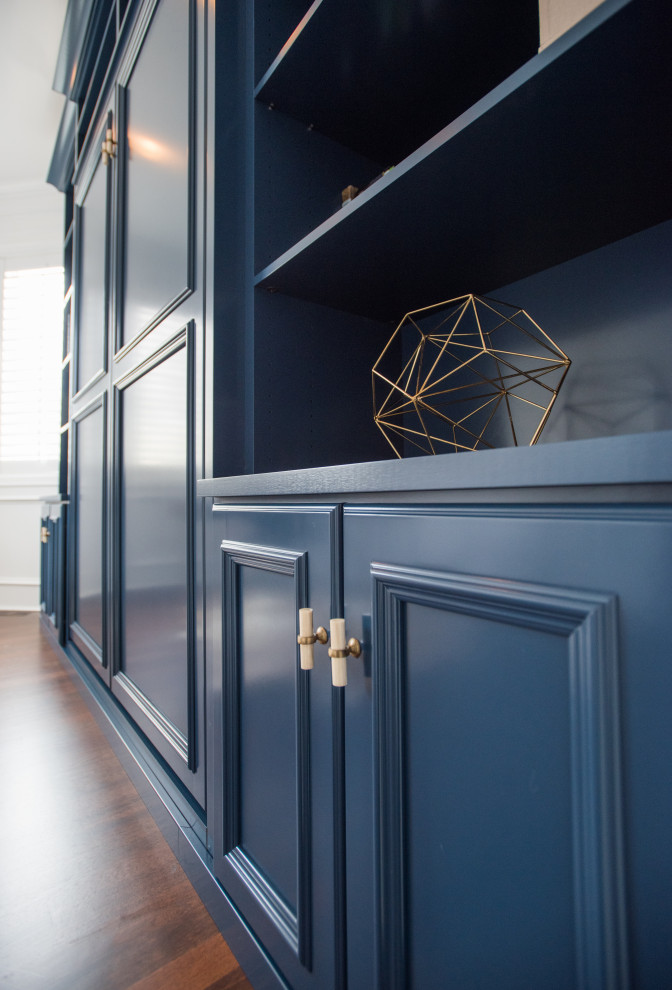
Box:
[372,294,571,457]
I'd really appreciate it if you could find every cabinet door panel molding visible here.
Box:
[112,323,200,792]
[371,561,628,989]
[73,112,112,398]
[115,0,196,356]
[211,503,342,989]
[219,540,312,965]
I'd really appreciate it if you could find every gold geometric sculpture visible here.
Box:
[372,294,571,457]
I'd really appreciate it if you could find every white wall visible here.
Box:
[538,0,606,50]
[0,180,63,611]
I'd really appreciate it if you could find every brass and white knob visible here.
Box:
[297,607,328,670]
[328,618,361,687]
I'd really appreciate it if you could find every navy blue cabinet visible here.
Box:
[208,496,672,989]
[343,503,672,990]
[49,1,672,988]
[65,0,206,804]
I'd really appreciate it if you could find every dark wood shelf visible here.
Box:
[255,0,672,323]
[198,429,672,499]
[255,0,539,165]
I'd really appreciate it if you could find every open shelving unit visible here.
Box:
[253,0,540,272]
[255,1,539,164]
[227,0,672,482]
[255,0,672,319]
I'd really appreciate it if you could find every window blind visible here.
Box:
[0,267,64,463]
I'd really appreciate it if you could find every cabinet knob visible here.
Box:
[297,607,328,670]
[328,618,361,687]
[40,526,50,544]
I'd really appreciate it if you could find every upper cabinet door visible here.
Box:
[117,0,195,352]
[74,111,112,396]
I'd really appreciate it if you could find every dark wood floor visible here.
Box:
[0,612,252,990]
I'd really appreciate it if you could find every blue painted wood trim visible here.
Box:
[330,504,347,990]
[52,0,99,97]
[47,99,77,191]
[185,0,197,302]
[349,504,672,523]
[114,670,189,762]
[226,846,301,959]
[198,430,672,498]
[331,686,347,990]
[372,568,408,990]
[113,81,128,358]
[220,539,313,967]
[72,116,112,402]
[221,545,241,862]
[204,0,253,478]
[109,352,123,679]
[57,503,69,647]
[371,562,629,990]
[185,319,197,774]
[70,620,105,670]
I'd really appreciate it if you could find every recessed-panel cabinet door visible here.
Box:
[69,397,106,674]
[114,328,202,803]
[343,504,672,990]
[119,0,193,348]
[211,505,341,990]
[74,138,109,394]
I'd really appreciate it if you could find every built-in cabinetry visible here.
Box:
[199,2,672,986]
[50,0,206,806]
[207,474,672,989]
[211,0,544,476]
[46,0,672,987]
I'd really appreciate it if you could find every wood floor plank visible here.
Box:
[0,613,252,990]
[125,933,248,990]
